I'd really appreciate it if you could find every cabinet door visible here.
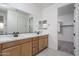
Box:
[39,38,44,51]
[43,37,48,48]
[21,41,32,56]
[39,36,48,51]
[0,44,1,56]
[32,47,38,55]
[32,37,39,55]
[2,45,21,56]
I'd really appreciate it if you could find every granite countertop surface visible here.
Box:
[0,33,48,44]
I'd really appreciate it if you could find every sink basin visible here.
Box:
[0,36,18,43]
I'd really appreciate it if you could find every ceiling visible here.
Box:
[33,3,54,9]
[0,3,54,13]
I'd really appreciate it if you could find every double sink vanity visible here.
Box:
[0,4,48,56]
[0,33,48,56]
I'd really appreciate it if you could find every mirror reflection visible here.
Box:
[0,16,4,34]
[0,5,34,35]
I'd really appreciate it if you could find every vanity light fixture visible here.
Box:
[0,23,4,29]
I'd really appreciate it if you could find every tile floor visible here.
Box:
[37,48,73,56]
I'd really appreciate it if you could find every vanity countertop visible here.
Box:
[0,33,48,44]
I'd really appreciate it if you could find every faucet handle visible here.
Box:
[13,32,16,34]
[16,32,19,34]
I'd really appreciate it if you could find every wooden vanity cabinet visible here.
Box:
[21,39,32,56]
[0,35,48,56]
[2,45,21,56]
[1,38,33,56]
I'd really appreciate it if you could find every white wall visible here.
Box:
[42,3,71,50]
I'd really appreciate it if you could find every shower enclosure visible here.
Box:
[58,4,74,55]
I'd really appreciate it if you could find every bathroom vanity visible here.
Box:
[0,34,48,56]
[0,4,48,56]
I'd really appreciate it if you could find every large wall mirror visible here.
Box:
[0,4,34,35]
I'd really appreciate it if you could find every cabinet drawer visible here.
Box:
[16,38,32,45]
[2,41,17,49]
[32,37,38,41]
[33,40,38,43]
[2,38,32,49]
[39,35,48,39]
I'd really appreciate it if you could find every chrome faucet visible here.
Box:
[12,32,19,37]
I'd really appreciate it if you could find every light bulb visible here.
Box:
[0,23,4,29]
